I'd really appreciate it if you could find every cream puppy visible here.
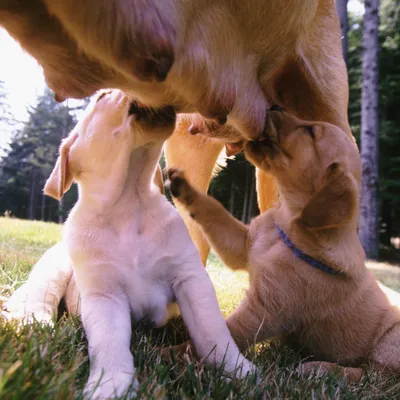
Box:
[4,90,253,399]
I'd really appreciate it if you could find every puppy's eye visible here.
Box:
[304,125,315,139]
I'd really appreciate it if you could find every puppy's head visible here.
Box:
[44,89,176,200]
[245,111,362,230]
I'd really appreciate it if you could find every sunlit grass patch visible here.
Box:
[0,217,399,399]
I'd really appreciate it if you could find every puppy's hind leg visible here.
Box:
[173,262,256,378]
[371,321,400,374]
[226,291,292,352]
[2,242,73,324]
[297,361,363,383]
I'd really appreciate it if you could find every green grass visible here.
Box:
[0,217,400,399]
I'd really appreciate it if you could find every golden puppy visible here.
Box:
[166,110,400,379]
[3,90,254,399]
[0,1,350,263]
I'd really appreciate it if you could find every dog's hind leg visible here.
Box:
[2,242,73,324]
[297,361,363,383]
[226,295,286,352]
[371,321,400,374]
[165,120,224,266]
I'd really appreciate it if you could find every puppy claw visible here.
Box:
[165,168,196,205]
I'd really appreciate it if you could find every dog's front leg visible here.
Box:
[81,293,137,399]
[173,263,255,378]
[167,168,249,270]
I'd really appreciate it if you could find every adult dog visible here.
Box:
[166,110,400,379]
[0,0,349,263]
[4,90,254,398]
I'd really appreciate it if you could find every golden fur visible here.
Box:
[0,0,349,262]
[167,110,400,378]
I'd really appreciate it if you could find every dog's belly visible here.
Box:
[63,269,181,327]
[127,279,180,327]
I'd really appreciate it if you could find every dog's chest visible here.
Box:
[107,239,179,327]
[68,202,186,327]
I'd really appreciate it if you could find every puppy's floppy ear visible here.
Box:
[298,163,358,230]
[44,133,78,200]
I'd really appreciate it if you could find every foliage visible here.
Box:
[0,0,399,256]
[210,153,258,224]
[0,80,12,124]
[348,0,400,259]
[0,88,83,221]
[0,218,400,399]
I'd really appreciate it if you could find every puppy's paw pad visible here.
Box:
[165,169,190,198]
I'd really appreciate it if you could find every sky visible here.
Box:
[0,0,365,153]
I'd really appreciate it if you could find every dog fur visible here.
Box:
[3,90,254,399]
[167,110,400,379]
[0,0,350,263]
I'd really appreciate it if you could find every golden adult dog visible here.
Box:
[166,110,400,379]
[4,90,254,398]
[0,0,349,263]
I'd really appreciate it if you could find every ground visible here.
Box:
[0,217,399,399]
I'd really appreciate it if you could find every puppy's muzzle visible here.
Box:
[128,102,176,127]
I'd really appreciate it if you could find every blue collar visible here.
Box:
[275,223,344,276]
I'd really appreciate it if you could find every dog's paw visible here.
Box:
[84,371,139,400]
[165,168,196,206]
[230,358,258,380]
[296,361,363,383]
[160,341,196,364]
[1,297,54,327]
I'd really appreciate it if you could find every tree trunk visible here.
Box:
[336,0,349,63]
[359,0,380,260]
[229,169,235,215]
[247,170,255,223]
[28,170,37,220]
[58,198,64,224]
[40,187,46,221]
[241,163,249,223]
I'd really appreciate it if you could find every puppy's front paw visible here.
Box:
[84,371,139,400]
[165,168,197,206]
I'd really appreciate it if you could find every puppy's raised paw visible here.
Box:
[165,168,196,206]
